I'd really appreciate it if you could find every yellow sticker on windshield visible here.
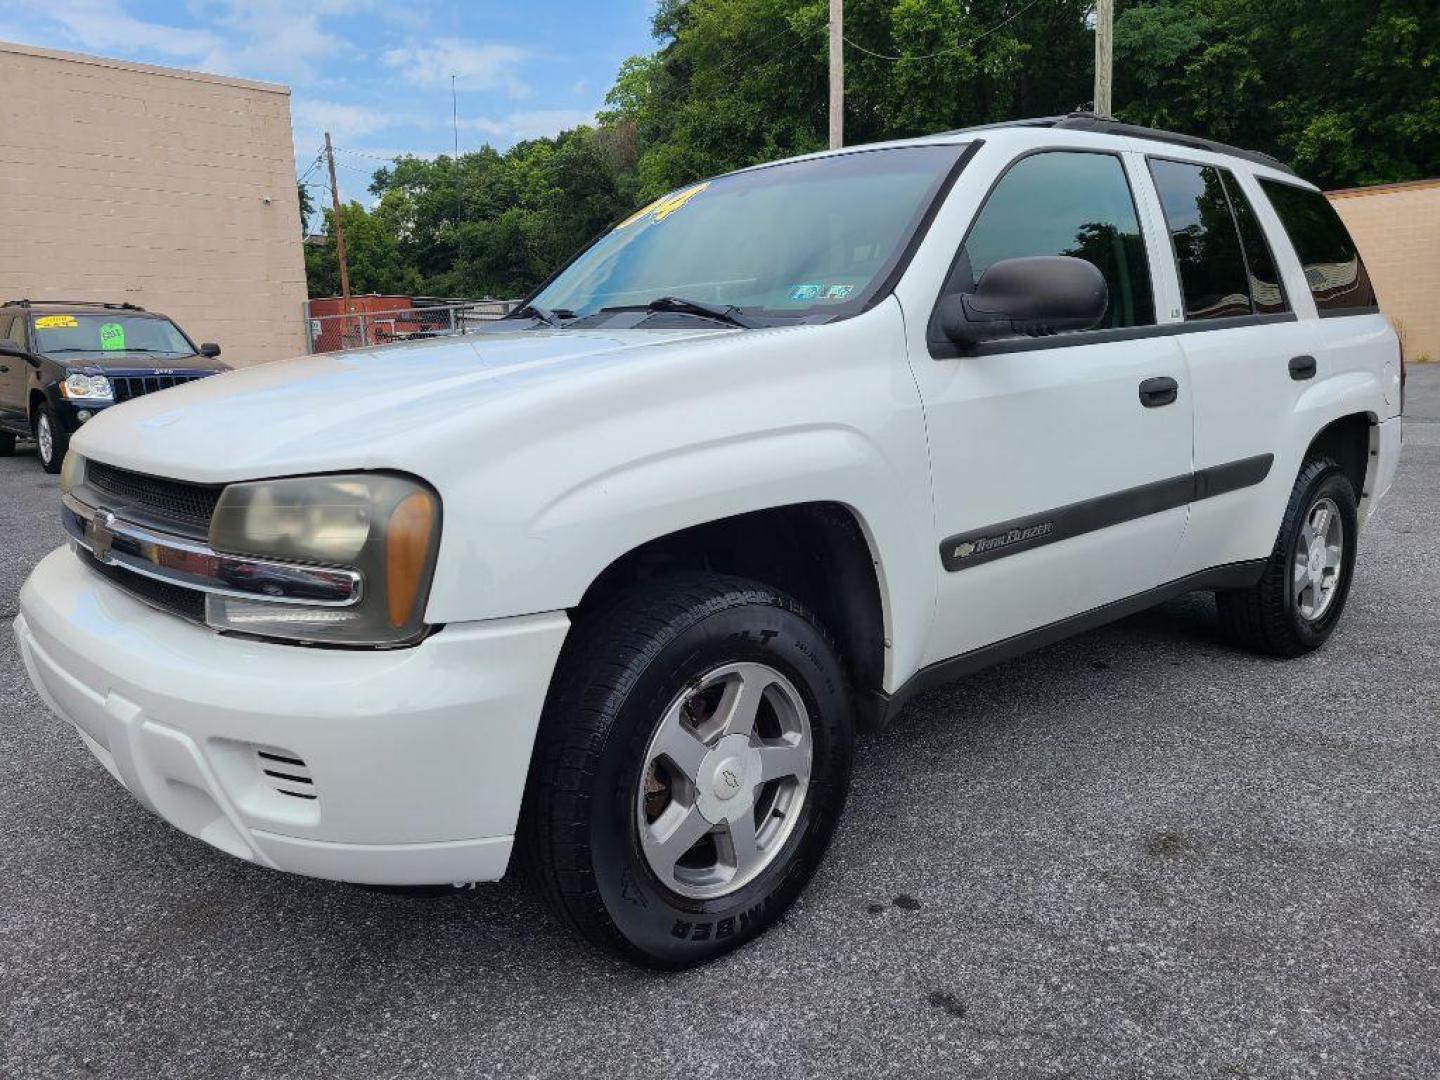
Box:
[99,322,126,351]
[34,315,78,329]
[617,182,709,229]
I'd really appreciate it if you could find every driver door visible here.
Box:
[907,148,1194,666]
[0,314,30,420]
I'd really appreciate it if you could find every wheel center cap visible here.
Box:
[711,756,746,801]
[1309,546,1325,572]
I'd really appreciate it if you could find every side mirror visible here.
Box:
[199,342,222,358]
[939,255,1108,348]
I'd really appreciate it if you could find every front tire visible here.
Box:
[521,573,854,968]
[34,404,67,474]
[1217,457,1358,657]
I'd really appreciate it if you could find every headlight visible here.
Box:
[60,451,85,494]
[207,473,441,646]
[60,374,113,401]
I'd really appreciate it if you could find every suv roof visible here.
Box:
[2,299,151,313]
[940,112,1296,176]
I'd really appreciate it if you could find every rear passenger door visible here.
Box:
[1143,158,1315,576]
[907,149,1193,666]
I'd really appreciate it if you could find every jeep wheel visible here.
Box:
[34,405,67,474]
[522,573,854,968]
[1217,456,1358,657]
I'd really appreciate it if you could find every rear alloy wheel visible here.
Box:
[1217,457,1358,657]
[523,573,853,968]
[34,405,67,474]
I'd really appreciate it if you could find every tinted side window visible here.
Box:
[957,151,1155,329]
[1149,159,1253,320]
[1223,174,1288,315]
[1259,179,1377,314]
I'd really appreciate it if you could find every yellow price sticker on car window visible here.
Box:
[617,182,709,229]
[34,315,78,329]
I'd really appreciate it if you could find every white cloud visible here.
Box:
[382,38,532,97]
[293,99,399,140]
[31,0,221,59]
[461,108,596,142]
[190,0,349,83]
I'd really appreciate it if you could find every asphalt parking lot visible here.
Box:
[1,367,1436,1080]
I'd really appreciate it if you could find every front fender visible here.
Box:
[421,300,938,690]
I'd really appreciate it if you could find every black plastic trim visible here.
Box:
[873,559,1270,725]
[931,311,1299,359]
[939,454,1274,572]
[1318,305,1381,319]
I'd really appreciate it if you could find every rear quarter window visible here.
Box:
[1258,179,1377,315]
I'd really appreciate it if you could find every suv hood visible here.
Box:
[72,327,734,482]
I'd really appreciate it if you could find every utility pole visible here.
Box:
[324,131,352,309]
[1094,0,1114,117]
[828,0,843,149]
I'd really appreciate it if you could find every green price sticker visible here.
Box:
[99,323,126,351]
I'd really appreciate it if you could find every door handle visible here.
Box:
[1139,376,1179,408]
[1289,354,1317,380]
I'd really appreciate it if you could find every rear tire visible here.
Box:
[521,573,854,968]
[1216,457,1358,657]
[35,405,67,474]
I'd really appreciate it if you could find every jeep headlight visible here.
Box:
[206,473,441,646]
[60,374,113,401]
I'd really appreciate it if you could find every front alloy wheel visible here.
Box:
[523,573,853,968]
[35,406,67,474]
[637,662,813,901]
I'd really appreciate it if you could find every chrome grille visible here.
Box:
[84,551,206,622]
[84,461,221,536]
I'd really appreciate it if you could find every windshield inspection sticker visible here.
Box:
[99,322,126,351]
[34,315,78,329]
[617,182,710,229]
[789,283,823,302]
[823,283,854,301]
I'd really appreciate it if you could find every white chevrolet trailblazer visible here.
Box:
[15,115,1404,967]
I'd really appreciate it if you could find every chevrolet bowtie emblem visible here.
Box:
[89,511,117,563]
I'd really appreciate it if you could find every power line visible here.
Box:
[842,0,1044,62]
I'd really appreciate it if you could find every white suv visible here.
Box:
[14,115,1404,967]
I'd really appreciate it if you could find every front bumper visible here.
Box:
[15,546,570,885]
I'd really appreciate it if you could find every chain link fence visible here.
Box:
[303,299,521,354]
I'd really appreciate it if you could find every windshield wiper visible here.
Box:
[600,296,756,329]
[509,303,571,328]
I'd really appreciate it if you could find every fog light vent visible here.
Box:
[255,747,317,801]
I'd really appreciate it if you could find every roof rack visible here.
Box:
[940,112,1295,176]
[2,299,148,311]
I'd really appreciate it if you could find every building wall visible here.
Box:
[1328,178,1440,363]
[0,41,306,366]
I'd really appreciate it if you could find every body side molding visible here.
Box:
[940,454,1274,572]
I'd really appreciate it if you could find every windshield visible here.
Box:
[31,313,194,356]
[531,145,966,321]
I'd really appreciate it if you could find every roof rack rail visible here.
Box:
[1053,113,1295,175]
[1,299,148,311]
[935,112,1295,176]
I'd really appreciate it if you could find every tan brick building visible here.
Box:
[0,41,306,365]
[1328,178,1440,363]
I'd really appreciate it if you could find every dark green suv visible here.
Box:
[0,300,228,472]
